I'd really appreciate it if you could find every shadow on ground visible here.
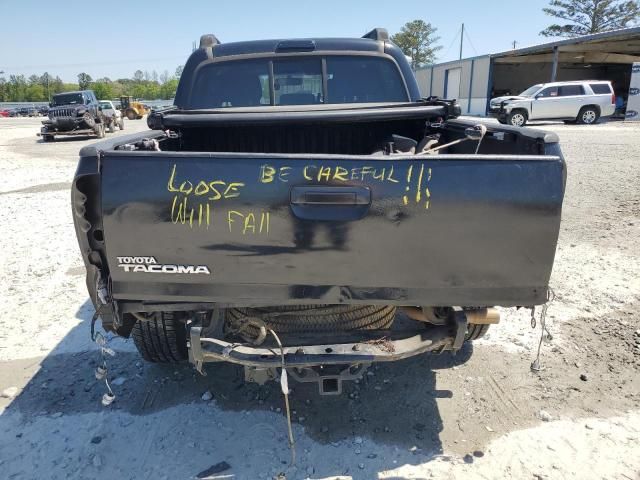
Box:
[0,300,477,478]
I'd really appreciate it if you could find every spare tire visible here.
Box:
[131,311,188,363]
[466,323,490,341]
[83,112,96,128]
[226,305,396,334]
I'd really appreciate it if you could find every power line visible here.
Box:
[463,26,479,56]
[440,25,462,61]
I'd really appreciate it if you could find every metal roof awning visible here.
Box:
[493,27,640,65]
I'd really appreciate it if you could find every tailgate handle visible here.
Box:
[290,186,371,206]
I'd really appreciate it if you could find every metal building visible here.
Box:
[415,27,640,116]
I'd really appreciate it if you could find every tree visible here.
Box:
[391,20,442,69]
[0,77,7,102]
[51,76,65,95]
[175,65,184,79]
[92,81,113,100]
[540,0,640,37]
[40,72,52,100]
[77,72,93,90]
[159,78,179,99]
[0,66,182,102]
[8,75,27,101]
[25,84,45,101]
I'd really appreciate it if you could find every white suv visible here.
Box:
[490,80,615,126]
[99,100,125,133]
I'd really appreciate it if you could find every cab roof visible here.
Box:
[209,37,383,57]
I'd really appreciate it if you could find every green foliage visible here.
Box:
[159,78,179,100]
[391,20,442,69]
[25,84,45,101]
[92,81,113,100]
[541,0,640,37]
[7,75,28,102]
[77,72,93,90]
[0,65,185,102]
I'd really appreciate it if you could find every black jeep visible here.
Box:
[40,90,105,142]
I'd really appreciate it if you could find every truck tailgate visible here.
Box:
[99,151,565,307]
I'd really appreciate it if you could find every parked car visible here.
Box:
[73,29,565,396]
[99,100,125,133]
[39,90,105,141]
[17,106,39,117]
[0,109,10,117]
[490,80,615,126]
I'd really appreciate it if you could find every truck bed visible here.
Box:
[73,106,565,311]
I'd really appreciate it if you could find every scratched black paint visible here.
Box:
[95,150,565,307]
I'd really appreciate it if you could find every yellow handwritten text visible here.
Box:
[300,165,399,183]
[259,165,291,183]
[228,210,270,235]
[167,164,245,201]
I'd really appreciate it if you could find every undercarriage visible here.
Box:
[180,306,498,395]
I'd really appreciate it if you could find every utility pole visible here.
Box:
[512,40,518,50]
[459,23,464,60]
[550,46,559,82]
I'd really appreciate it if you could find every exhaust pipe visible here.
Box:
[465,308,500,325]
[401,307,500,325]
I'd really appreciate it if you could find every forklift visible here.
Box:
[119,96,149,120]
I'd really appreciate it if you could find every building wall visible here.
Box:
[415,56,491,115]
[414,68,432,96]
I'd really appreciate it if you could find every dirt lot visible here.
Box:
[0,116,638,480]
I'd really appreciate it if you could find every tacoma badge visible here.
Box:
[117,256,210,274]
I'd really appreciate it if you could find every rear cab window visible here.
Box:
[325,56,408,103]
[190,55,408,108]
[589,83,613,94]
[274,58,323,105]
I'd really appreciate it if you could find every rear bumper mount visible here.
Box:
[188,307,470,372]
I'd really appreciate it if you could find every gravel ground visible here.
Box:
[0,117,638,480]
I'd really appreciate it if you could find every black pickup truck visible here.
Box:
[73,29,565,395]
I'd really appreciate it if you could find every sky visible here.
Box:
[0,0,555,82]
